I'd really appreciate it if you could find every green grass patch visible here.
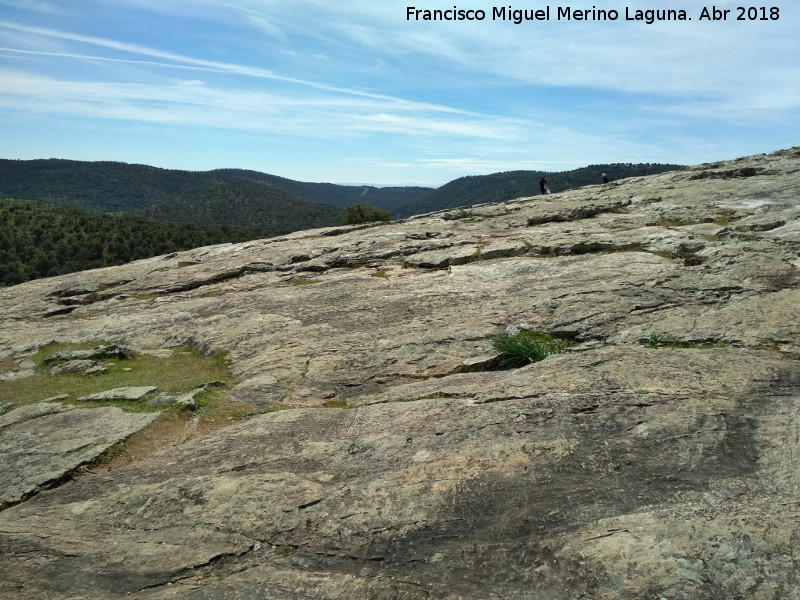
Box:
[322,399,350,408]
[641,333,729,349]
[0,343,236,411]
[490,330,565,370]
[289,278,322,286]
[193,289,223,298]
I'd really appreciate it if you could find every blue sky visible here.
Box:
[1,1,798,186]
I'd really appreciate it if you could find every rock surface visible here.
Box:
[78,385,158,402]
[0,148,799,598]
[0,404,157,506]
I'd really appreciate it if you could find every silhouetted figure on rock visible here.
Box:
[540,177,550,194]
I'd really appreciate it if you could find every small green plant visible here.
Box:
[491,330,564,370]
[645,332,662,348]
[468,244,486,262]
[371,269,390,279]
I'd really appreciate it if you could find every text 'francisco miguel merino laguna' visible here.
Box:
[406,6,781,24]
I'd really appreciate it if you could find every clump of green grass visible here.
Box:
[645,332,663,348]
[491,330,564,370]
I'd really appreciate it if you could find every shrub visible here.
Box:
[342,203,390,225]
[491,330,564,369]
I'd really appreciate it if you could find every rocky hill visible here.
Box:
[1,148,799,599]
[392,162,683,218]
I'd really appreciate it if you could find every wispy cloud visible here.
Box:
[0,19,502,112]
[0,64,532,142]
[0,0,65,14]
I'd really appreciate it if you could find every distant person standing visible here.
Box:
[602,173,609,184]
[539,177,550,194]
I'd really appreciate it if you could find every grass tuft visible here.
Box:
[491,330,564,370]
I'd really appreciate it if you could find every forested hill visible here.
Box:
[0,198,257,287]
[212,169,432,211]
[393,163,684,218]
[0,159,432,216]
[0,159,204,213]
[135,178,342,234]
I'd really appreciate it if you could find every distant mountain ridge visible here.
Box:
[0,159,433,218]
[210,169,432,212]
[0,159,684,228]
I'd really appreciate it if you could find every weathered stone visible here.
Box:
[78,386,157,402]
[0,148,799,598]
[43,343,134,363]
[0,357,36,381]
[42,394,70,402]
[48,359,107,375]
[147,382,223,409]
[0,402,73,429]
[138,348,175,359]
[0,405,157,506]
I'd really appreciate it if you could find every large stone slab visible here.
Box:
[0,347,798,598]
[0,405,157,506]
[0,148,799,598]
[78,386,158,401]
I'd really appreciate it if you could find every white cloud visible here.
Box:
[0,66,533,142]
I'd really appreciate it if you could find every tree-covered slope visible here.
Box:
[0,159,205,213]
[134,177,342,236]
[392,163,684,218]
[0,198,259,286]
